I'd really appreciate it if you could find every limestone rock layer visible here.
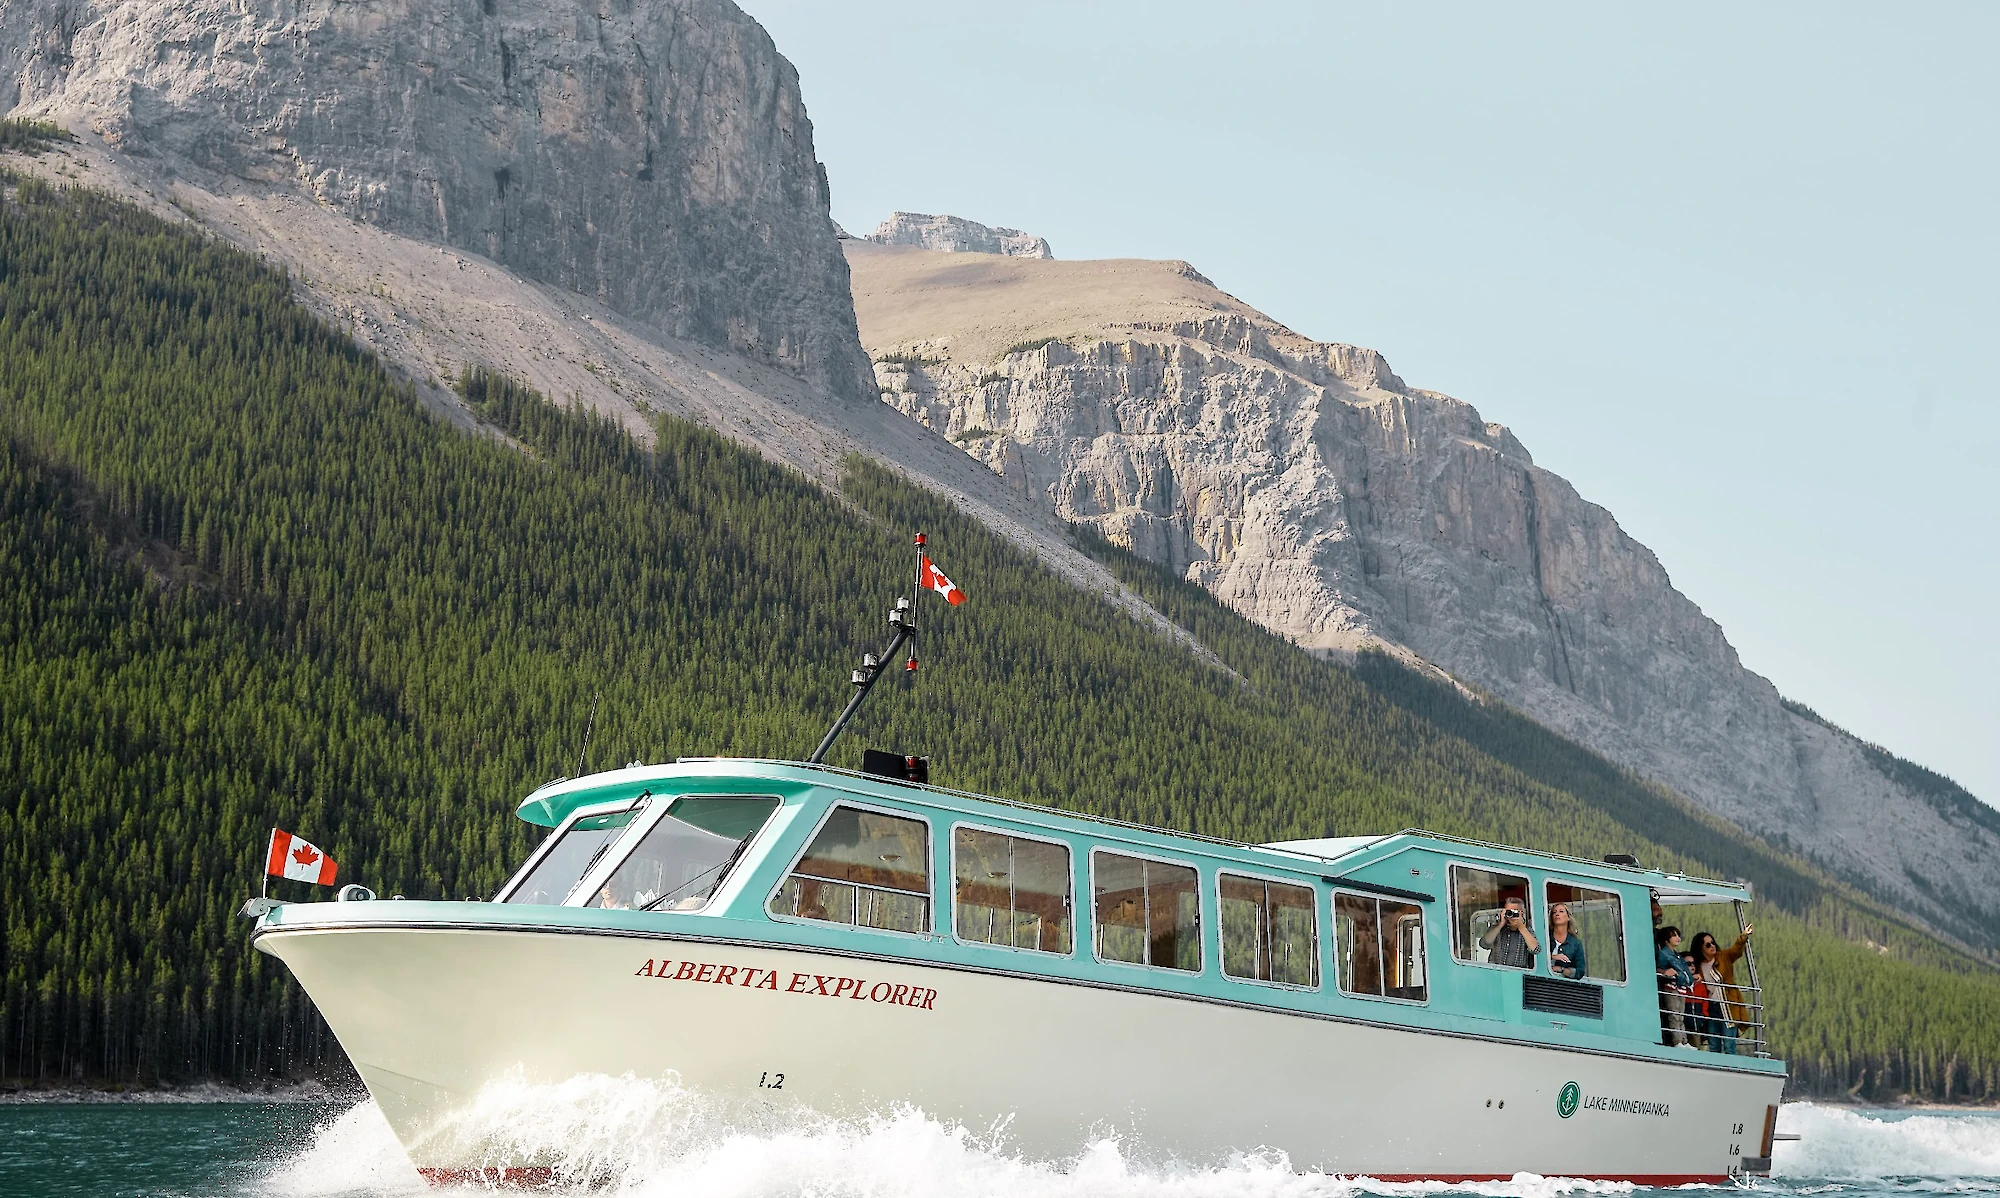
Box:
[868,211,1053,259]
[848,241,2000,945]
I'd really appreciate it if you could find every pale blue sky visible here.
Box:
[747,2,1998,804]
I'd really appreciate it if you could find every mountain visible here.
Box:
[2,0,1995,1098]
[846,237,2000,956]
[865,212,1055,259]
[5,164,2000,1103]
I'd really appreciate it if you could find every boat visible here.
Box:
[251,754,1784,1183]
[249,567,1787,1183]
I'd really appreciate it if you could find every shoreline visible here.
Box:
[1787,1096,2000,1113]
[0,1079,352,1105]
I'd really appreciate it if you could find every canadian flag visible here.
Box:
[266,828,338,886]
[918,555,967,606]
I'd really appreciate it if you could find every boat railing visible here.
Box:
[1734,899,1771,1057]
[770,872,932,935]
[1657,978,1771,1058]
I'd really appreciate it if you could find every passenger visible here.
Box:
[1695,927,1756,1054]
[1655,926,1692,1048]
[1478,895,1540,969]
[1682,950,1710,1049]
[1547,902,1586,980]
[1687,935,1727,1052]
[1651,892,1664,928]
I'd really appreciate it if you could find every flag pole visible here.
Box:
[912,532,926,672]
[803,534,934,765]
[909,533,923,735]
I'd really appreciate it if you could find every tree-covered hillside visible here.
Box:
[2,167,1997,1101]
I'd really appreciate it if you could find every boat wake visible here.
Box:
[258,1079,2000,1198]
[1773,1103,2000,1183]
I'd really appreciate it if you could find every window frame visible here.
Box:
[1330,888,1431,1006]
[1446,861,1542,973]
[764,799,936,937]
[948,820,1077,958]
[1087,846,1206,975]
[1541,878,1631,988]
[494,795,652,905]
[1213,868,1322,992]
[577,792,784,914]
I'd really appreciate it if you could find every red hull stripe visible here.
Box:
[1360,1184,1736,1192]
[417,1166,558,1188]
[413,1166,1738,1189]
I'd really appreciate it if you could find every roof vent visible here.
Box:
[1602,853,1639,867]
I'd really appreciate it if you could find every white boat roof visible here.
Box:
[1260,835,1389,863]
[1267,830,1754,904]
[518,761,1758,904]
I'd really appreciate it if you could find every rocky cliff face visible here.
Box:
[0,0,874,402]
[849,241,2000,947]
[0,2,1205,679]
[868,211,1053,258]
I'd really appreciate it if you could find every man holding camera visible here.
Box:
[1478,895,1540,968]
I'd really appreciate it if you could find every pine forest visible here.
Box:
[3,165,1999,1102]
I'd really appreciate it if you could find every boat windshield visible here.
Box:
[503,803,647,905]
[587,795,781,911]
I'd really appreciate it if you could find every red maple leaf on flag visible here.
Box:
[266,828,337,886]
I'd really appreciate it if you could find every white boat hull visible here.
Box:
[259,921,1783,1183]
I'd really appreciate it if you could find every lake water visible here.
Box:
[0,1094,1994,1198]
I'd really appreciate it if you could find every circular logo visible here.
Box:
[1557,1081,1581,1119]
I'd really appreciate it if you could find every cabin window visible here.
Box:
[953,827,1072,953]
[769,805,932,933]
[1544,882,1627,983]
[1219,874,1319,988]
[585,795,780,911]
[1335,893,1428,1001]
[1450,865,1536,969]
[502,801,647,905]
[1092,852,1201,972]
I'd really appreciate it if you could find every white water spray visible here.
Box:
[1774,1103,2000,1181]
[261,1083,2000,1198]
[264,1099,429,1198]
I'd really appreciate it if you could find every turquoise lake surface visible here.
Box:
[0,1096,1994,1198]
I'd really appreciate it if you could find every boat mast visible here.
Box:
[806,533,925,764]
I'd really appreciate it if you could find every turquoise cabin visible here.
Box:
[484,756,1780,1078]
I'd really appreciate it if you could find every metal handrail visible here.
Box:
[1657,977,1770,1056]
[780,873,931,906]
[1734,899,1771,1057]
[773,873,933,936]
